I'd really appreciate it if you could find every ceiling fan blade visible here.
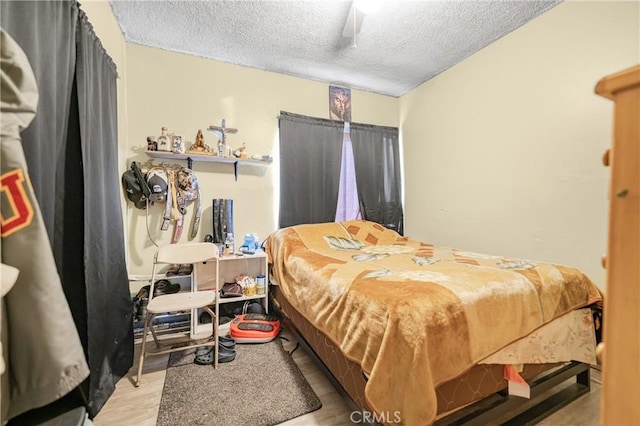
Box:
[342,2,365,38]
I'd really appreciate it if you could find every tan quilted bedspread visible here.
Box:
[265,221,602,425]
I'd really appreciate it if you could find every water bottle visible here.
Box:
[224,232,235,256]
[256,275,266,295]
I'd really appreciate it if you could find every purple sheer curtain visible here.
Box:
[335,123,362,222]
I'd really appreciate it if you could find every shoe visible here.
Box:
[135,286,149,299]
[199,311,212,324]
[195,337,236,354]
[136,281,180,301]
[194,345,236,364]
[195,345,212,357]
[165,264,180,277]
[217,349,236,363]
[177,264,193,276]
[132,297,140,319]
[153,279,181,296]
[137,298,148,321]
[219,336,236,350]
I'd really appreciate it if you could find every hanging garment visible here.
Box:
[0,29,89,421]
[176,166,201,240]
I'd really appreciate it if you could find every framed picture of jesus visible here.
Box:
[329,85,351,122]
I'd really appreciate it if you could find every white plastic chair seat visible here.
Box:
[147,291,216,313]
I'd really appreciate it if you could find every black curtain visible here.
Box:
[75,9,133,416]
[278,111,344,228]
[1,0,132,418]
[350,123,404,235]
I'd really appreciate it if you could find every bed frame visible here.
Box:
[270,286,593,425]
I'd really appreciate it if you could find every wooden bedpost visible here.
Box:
[595,65,640,426]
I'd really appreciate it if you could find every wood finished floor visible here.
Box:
[94,332,601,426]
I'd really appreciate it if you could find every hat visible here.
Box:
[146,167,168,203]
[121,170,146,209]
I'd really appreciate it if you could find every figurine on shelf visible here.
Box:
[187,129,212,155]
[157,126,172,152]
[147,136,158,151]
[172,135,185,154]
[233,142,248,159]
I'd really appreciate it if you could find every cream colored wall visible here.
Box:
[400,1,640,290]
[125,44,398,274]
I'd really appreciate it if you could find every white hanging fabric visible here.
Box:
[335,122,362,222]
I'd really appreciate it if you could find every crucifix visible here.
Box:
[207,118,238,157]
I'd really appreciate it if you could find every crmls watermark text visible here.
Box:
[350,410,402,424]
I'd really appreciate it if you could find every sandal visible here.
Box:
[194,337,235,354]
[195,345,213,357]
[219,336,236,350]
[194,346,236,365]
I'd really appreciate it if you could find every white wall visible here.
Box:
[400,1,640,290]
[124,44,398,274]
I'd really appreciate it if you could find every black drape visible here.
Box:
[278,111,344,228]
[1,0,132,418]
[75,9,132,416]
[351,123,404,235]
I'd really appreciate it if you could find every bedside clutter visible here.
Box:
[191,314,282,366]
[190,316,281,365]
[193,301,281,365]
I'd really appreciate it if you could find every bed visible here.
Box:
[265,220,602,425]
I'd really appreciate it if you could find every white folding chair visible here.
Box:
[135,243,219,387]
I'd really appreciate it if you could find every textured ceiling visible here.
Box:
[109,0,560,97]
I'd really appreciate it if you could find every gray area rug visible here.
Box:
[157,339,322,426]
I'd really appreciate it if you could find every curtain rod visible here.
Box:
[277,111,398,133]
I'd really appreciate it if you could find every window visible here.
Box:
[278,111,402,233]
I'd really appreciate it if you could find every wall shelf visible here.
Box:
[145,150,272,180]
